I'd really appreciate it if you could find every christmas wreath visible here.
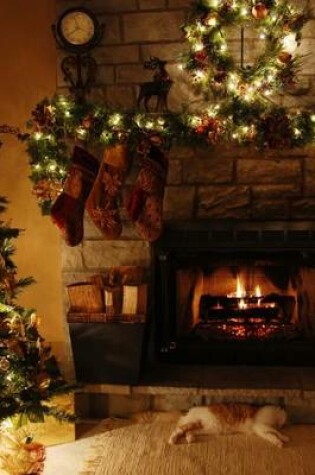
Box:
[182,0,310,102]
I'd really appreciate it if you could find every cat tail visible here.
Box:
[168,420,203,445]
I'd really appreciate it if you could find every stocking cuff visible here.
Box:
[72,146,100,179]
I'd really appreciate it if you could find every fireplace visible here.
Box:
[152,221,315,366]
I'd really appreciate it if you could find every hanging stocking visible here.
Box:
[50,146,99,246]
[86,144,129,239]
[126,137,168,242]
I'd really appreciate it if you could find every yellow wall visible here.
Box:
[0,2,70,371]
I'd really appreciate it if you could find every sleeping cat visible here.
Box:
[168,404,289,448]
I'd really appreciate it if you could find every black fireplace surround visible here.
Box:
[152,221,315,366]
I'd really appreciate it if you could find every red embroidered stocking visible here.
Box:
[126,139,168,242]
[86,144,129,239]
[50,146,99,246]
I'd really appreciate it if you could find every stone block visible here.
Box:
[299,39,315,74]
[305,159,315,196]
[141,42,185,62]
[291,199,315,219]
[105,85,137,109]
[96,65,115,85]
[203,395,282,406]
[153,395,202,412]
[139,0,166,9]
[116,65,152,84]
[197,186,250,219]
[82,384,132,395]
[237,159,302,184]
[168,0,192,6]
[183,157,234,184]
[62,271,97,287]
[61,242,83,270]
[123,11,185,43]
[167,160,182,185]
[83,240,150,268]
[67,0,138,13]
[84,213,104,240]
[74,392,90,418]
[251,184,301,199]
[303,19,315,38]
[99,15,121,44]
[251,199,290,220]
[163,185,195,219]
[96,45,139,64]
[168,146,195,161]
[107,394,151,417]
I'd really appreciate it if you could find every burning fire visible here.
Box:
[236,276,246,298]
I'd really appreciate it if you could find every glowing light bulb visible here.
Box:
[34,163,41,171]
[34,132,43,141]
[220,43,227,52]
[178,63,184,71]
[240,7,248,17]
[294,128,301,137]
[196,21,207,32]
[282,33,297,53]
[259,32,266,40]
[193,42,204,52]
[64,110,71,118]
[311,114,315,122]
[264,89,272,96]
[108,113,122,126]
[76,127,87,138]
[100,130,113,142]
[145,121,154,129]
[195,69,206,80]
[49,163,56,172]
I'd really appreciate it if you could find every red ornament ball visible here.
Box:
[278,51,292,64]
[252,3,268,20]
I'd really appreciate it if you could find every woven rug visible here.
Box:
[80,422,315,475]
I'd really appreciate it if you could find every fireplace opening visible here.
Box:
[152,222,315,366]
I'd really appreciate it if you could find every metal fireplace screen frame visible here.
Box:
[152,221,315,366]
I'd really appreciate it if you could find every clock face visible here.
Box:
[60,11,95,46]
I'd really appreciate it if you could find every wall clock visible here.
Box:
[54,7,103,53]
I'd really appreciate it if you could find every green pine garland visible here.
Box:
[19,93,315,214]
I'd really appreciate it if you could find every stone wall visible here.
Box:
[56,0,315,332]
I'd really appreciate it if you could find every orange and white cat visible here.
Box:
[169,404,289,448]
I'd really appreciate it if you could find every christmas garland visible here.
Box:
[21,95,315,214]
[181,0,310,102]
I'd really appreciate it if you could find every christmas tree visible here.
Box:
[0,196,74,428]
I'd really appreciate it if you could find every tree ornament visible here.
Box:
[0,356,10,371]
[252,3,269,20]
[278,51,292,64]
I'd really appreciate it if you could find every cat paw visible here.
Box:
[280,434,290,443]
[273,439,284,448]
[186,433,195,444]
[168,434,177,444]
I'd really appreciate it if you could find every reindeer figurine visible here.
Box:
[137,57,173,112]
